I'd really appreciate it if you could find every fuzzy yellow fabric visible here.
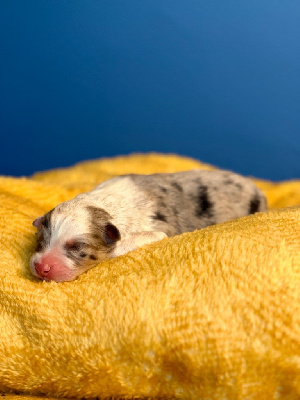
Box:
[0,153,300,400]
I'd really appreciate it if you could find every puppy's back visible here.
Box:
[127,170,267,236]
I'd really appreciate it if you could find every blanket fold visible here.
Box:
[0,153,299,400]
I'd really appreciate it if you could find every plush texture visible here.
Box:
[0,153,300,400]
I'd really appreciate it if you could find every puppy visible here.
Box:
[30,170,267,282]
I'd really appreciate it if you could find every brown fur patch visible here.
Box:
[35,209,53,252]
[71,206,120,264]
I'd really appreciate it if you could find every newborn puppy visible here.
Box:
[30,170,267,282]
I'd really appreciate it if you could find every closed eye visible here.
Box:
[64,241,86,252]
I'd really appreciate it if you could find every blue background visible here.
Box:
[1,1,299,180]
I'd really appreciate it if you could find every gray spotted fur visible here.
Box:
[123,170,267,235]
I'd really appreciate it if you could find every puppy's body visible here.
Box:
[30,170,267,282]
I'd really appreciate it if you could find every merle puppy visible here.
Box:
[30,170,267,282]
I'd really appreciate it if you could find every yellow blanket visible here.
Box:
[0,153,300,400]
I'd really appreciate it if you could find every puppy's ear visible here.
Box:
[33,216,45,229]
[103,223,121,245]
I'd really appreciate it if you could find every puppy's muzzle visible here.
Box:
[32,253,74,282]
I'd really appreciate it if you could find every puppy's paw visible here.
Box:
[112,231,168,258]
[151,231,168,242]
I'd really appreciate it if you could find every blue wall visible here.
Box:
[1,1,299,180]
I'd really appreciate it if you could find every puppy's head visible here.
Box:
[30,197,120,282]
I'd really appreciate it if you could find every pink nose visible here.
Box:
[34,261,53,278]
[33,253,74,282]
